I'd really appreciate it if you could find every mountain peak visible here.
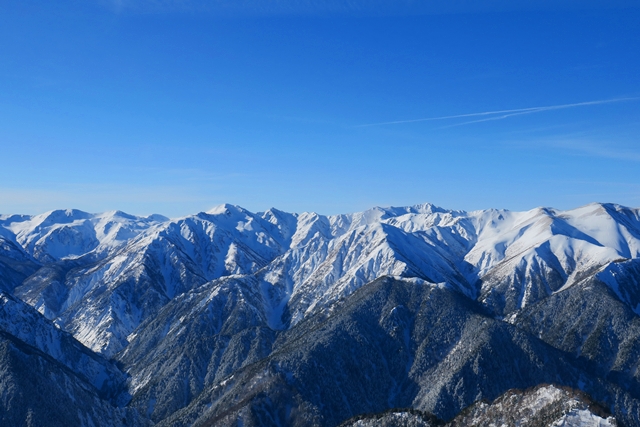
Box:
[206,203,247,216]
[35,208,92,226]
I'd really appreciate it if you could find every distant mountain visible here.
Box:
[0,202,639,426]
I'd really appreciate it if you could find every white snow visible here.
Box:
[552,409,616,427]
[4,202,640,354]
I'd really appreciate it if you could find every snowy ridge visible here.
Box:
[4,202,640,355]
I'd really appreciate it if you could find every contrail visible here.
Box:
[355,97,638,128]
[438,109,558,129]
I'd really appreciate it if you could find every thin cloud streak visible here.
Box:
[356,97,639,128]
[438,110,546,128]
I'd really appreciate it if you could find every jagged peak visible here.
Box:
[99,210,139,221]
[260,207,298,221]
[406,202,464,215]
[144,213,170,222]
[204,203,251,217]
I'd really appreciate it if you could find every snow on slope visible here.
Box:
[465,204,640,314]
[14,205,299,356]
[5,202,640,355]
[268,202,640,324]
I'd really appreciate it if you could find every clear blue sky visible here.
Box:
[1,0,639,217]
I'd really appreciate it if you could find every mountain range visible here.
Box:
[1,202,640,426]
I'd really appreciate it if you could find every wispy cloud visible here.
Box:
[356,97,639,128]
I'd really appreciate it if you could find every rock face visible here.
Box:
[0,202,639,426]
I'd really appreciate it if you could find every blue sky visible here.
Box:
[1,0,639,217]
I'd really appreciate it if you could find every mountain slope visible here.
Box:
[0,231,40,293]
[153,277,640,427]
[0,330,146,427]
[0,293,144,426]
[0,292,126,399]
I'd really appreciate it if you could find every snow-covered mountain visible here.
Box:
[5,202,640,355]
[1,202,640,426]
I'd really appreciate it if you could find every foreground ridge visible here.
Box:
[341,384,616,427]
